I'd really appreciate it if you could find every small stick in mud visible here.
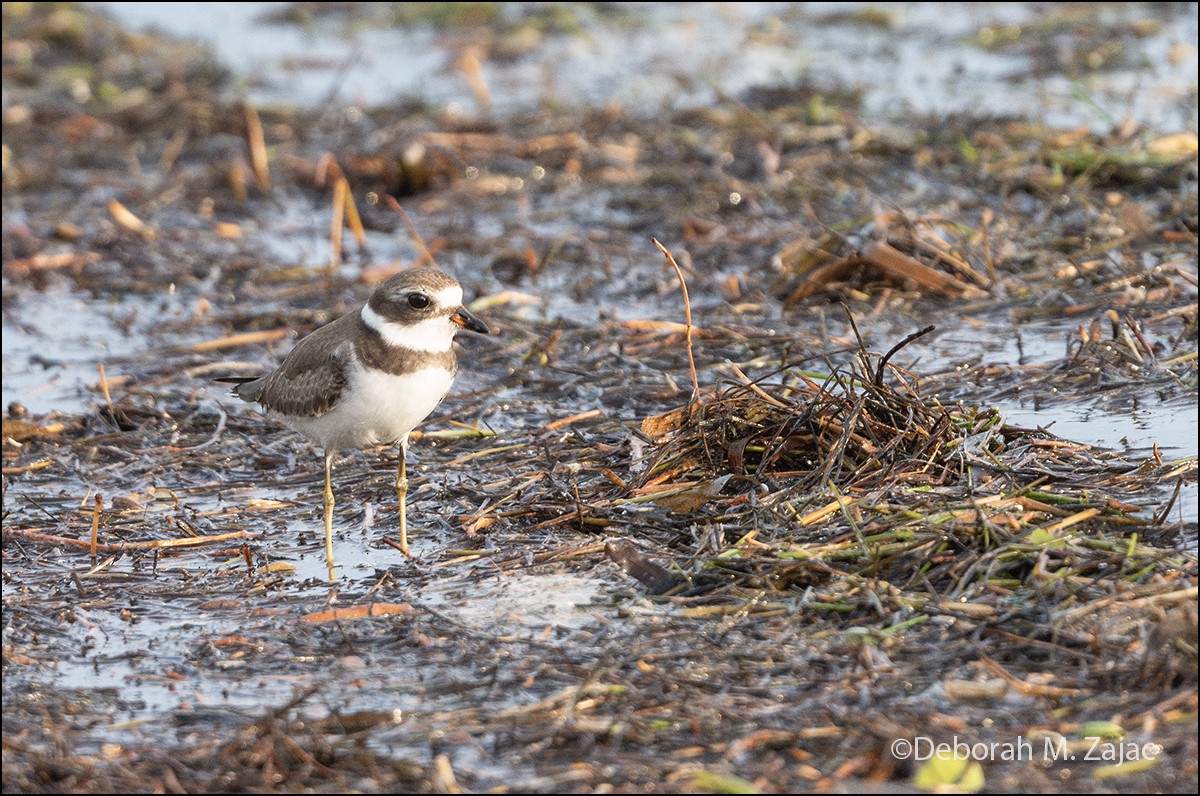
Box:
[242,101,270,191]
[97,363,114,407]
[329,175,346,272]
[3,527,257,552]
[385,195,437,268]
[90,494,102,563]
[652,238,700,405]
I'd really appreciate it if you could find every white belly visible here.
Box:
[281,364,455,452]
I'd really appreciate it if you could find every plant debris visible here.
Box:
[2,3,1196,794]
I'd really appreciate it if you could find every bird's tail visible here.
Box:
[214,375,262,401]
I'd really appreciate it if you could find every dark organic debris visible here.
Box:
[2,2,1197,794]
[636,338,976,496]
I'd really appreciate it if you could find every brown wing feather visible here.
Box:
[233,312,358,418]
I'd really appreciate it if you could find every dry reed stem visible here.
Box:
[190,329,291,353]
[3,527,257,551]
[97,363,114,407]
[385,196,437,268]
[242,102,270,191]
[90,494,102,563]
[107,199,153,238]
[343,179,365,248]
[329,175,347,272]
[543,409,602,431]
[651,238,700,404]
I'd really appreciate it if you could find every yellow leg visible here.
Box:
[396,438,413,558]
[323,450,336,567]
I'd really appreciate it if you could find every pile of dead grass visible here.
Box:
[607,335,1195,632]
[635,331,1000,498]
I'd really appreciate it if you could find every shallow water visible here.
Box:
[2,284,144,414]
[9,2,1194,475]
[95,2,1198,131]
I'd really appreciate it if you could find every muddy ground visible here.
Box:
[2,3,1197,793]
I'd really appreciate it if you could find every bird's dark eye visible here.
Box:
[407,293,430,309]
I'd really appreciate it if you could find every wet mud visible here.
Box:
[3,3,1197,793]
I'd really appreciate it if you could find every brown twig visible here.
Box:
[299,603,415,623]
[108,199,154,239]
[543,409,602,432]
[875,325,935,387]
[385,196,436,268]
[242,102,270,191]
[651,238,700,405]
[97,363,114,407]
[189,329,291,353]
[329,176,347,272]
[2,527,257,551]
[90,494,102,563]
[343,179,365,249]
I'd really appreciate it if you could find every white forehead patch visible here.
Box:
[432,284,464,307]
[360,303,461,353]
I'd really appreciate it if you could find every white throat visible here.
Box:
[360,302,459,353]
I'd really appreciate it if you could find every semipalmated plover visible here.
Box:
[223,269,489,565]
